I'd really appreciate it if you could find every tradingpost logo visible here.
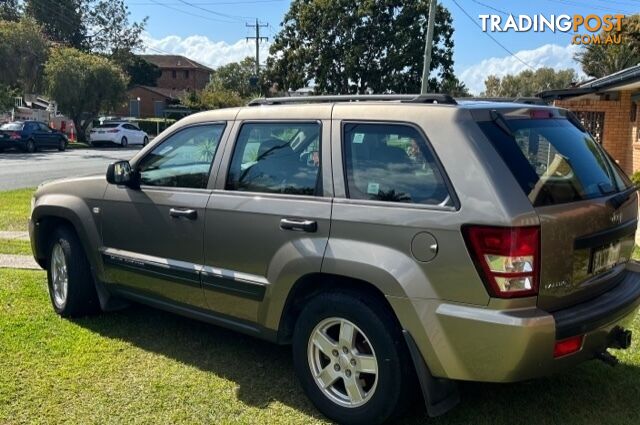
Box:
[479,14,626,45]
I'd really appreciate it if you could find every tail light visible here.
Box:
[9,132,20,140]
[107,129,119,133]
[463,225,540,298]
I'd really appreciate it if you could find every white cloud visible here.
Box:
[459,44,587,95]
[141,33,272,69]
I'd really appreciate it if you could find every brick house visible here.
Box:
[538,64,640,174]
[117,55,213,118]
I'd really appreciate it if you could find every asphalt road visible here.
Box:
[0,147,142,191]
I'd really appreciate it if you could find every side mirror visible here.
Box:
[106,160,138,188]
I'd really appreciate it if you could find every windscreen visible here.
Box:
[478,118,631,207]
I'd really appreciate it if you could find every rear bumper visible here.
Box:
[394,264,640,383]
[90,134,119,143]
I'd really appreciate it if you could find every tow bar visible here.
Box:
[596,327,633,367]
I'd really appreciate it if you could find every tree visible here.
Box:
[111,51,161,87]
[0,18,49,93]
[576,14,640,78]
[24,0,146,55]
[181,85,244,111]
[210,57,261,98]
[25,0,85,49]
[482,68,578,97]
[0,0,21,21]
[45,47,128,142]
[265,0,456,94]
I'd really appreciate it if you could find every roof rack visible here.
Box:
[248,93,458,106]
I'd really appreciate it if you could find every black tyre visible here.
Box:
[121,136,128,148]
[58,138,67,151]
[143,136,149,146]
[25,139,36,153]
[46,226,100,317]
[292,291,414,425]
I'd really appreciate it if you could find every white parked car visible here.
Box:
[89,122,149,147]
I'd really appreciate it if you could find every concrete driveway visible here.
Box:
[0,147,142,190]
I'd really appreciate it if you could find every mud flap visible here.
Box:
[402,330,460,417]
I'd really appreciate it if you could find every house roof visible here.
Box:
[139,54,214,72]
[538,63,640,100]
[130,85,186,100]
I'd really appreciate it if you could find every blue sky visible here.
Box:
[127,0,640,94]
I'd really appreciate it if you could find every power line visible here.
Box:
[148,0,237,23]
[174,0,253,22]
[470,0,509,15]
[450,0,536,70]
[246,18,268,75]
[130,0,285,5]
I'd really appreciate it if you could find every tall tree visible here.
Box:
[576,14,640,78]
[0,18,49,93]
[24,0,146,55]
[265,0,456,94]
[0,0,21,21]
[45,47,128,141]
[482,68,578,97]
[25,0,85,49]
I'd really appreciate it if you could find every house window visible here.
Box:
[184,70,189,79]
[172,70,176,79]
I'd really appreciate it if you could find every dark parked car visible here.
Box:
[0,120,68,153]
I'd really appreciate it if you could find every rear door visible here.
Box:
[477,111,637,311]
[202,116,332,323]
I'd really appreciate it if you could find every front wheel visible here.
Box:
[143,136,149,146]
[58,138,67,151]
[292,291,414,425]
[46,226,100,317]
[120,137,128,148]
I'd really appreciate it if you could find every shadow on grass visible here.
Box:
[75,304,640,425]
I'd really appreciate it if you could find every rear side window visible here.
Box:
[343,123,451,206]
[226,122,322,196]
[478,118,630,207]
[1,123,23,131]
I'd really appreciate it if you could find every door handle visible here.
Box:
[169,208,197,220]
[280,218,317,232]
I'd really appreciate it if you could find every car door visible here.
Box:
[101,122,229,308]
[124,124,141,144]
[202,115,333,323]
[38,123,57,147]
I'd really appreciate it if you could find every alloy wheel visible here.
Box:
[307,317,378,408]
[50,243,68,308]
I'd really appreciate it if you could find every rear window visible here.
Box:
[478,118,630,207]
[1,123,23,131]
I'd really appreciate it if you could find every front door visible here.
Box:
[202,119,333,323]
[101,122,227,308]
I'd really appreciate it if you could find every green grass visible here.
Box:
[1,268,639,424]
[0,239,32,255]
[0,188,34,231]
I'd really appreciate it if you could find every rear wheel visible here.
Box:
[46,226,100,317]
[25,139,36,153]
[292,291,413,425]
[120,137,128,148]
[143,136,149,146]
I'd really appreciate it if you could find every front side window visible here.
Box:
[138,124,225,189]
[226,122,321,195]
[343,123,451,206]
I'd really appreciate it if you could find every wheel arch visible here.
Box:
[275,272,401,345]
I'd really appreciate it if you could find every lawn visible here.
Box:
[0,239,31,255]
[0,268,639,424]
[0,188,34,231]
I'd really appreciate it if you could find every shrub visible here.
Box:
[631,171,640,187]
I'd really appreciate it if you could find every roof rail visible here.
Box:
[248,93,457,106]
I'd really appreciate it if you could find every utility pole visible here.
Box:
[420,0,437,94]
[246,19,268,76]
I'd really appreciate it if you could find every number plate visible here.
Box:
[590,242,622,274]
